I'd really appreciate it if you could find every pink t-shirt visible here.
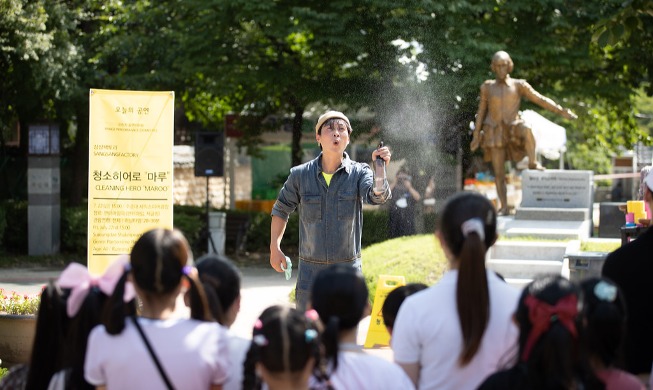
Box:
[85,317,230,390]
[596,368,645,390]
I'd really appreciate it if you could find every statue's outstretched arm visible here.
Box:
[520,80,577,120]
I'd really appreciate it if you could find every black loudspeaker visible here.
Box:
[194,132,224,177]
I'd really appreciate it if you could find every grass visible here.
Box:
[580,240,620,253]
[362,234,448,305]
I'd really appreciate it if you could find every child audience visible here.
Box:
[10,197,653,390]
[241,305,326,390]
[49,257,134,389]
[195,253,250,390]
[310,263,415,390]
[580,277,645,390]
[478,274,602,389]
[381,283,427,336]
[84,228,230,389]
[392,192,520,389]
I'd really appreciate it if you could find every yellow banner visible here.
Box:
[88,89,174,275]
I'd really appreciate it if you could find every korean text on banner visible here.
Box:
[88,89,174,275]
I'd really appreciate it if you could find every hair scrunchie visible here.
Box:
[461,218,485,241]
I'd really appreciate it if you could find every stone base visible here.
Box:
[497,216,592,240]
[515,207,589,221]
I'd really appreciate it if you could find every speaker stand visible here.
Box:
[204,176,218,254]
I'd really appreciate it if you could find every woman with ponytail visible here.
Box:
[310,264,414,390]
[84,228,230,390]
[392,192,520,389]
[241,305,326,390]
[478,274,603,390]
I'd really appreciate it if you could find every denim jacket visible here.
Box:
[271,152,391,264]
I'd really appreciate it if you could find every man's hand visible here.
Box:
[269,247,288,272]
[372,145,392,165]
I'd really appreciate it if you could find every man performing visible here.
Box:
[471,50,577,215]
[269,110,391,311]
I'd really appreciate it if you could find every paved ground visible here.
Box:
[0,265,392,361]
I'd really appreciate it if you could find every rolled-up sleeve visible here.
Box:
[360,163,391,205]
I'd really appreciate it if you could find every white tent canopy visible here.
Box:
[521,109,567,161]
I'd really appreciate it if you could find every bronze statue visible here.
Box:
[471,51,577,215]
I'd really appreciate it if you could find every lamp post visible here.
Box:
[27,123,60,255]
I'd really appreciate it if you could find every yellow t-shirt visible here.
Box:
[322,172,334,186]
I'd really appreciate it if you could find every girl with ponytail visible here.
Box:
[310,264,415,390]
[84,228,230,390]
[392,192,520,390]
[241,305,326,390]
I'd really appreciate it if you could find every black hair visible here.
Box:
[580,277,627,369]
[195,254,242,325]
[310,264,368,372]
[515,275,602,390]
[103,228,210,334]
[25,281,69,390]
[64,286,109,390]
[437,192,496,365]
[242,305,328,390]
[381,283,428,331]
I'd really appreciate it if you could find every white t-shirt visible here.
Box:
[392,270,520,390]
[85,317,230,390]
[223,331,251,390]
[327,351,415,390]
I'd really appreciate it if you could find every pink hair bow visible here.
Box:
[57,255,136,317]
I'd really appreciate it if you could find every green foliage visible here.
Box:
[361,210,389,246]
[1,200,27,253]
[61,204,88,255]
[0,288,40,315]
[362,234,447,306]
[0,206,6,250]
[173,205,206,252]
[0,367,7,380]
[243,210,390,254]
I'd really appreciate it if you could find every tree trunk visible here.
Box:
[291,103,304,168]
[70,102,89,206]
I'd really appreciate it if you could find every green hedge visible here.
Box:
[0,202,398,256]
[1,200,27,253]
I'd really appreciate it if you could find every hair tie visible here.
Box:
[594,281,617,302]
[521,294,578,361]
[461,218,485,241]
[182,265,193,276]
[254,319,263,329]
[57,255,135,317]
[305,309,319,322]
[305,329,318,342]
[253,334,268,347]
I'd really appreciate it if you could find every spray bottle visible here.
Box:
[374,141,386,193]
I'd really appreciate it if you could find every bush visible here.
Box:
[243,209,391,254]
[0,206,6,251]
[61,204,88,255]
[173,205,206,253]
[362,234,446,305]
[1,200,27,253]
